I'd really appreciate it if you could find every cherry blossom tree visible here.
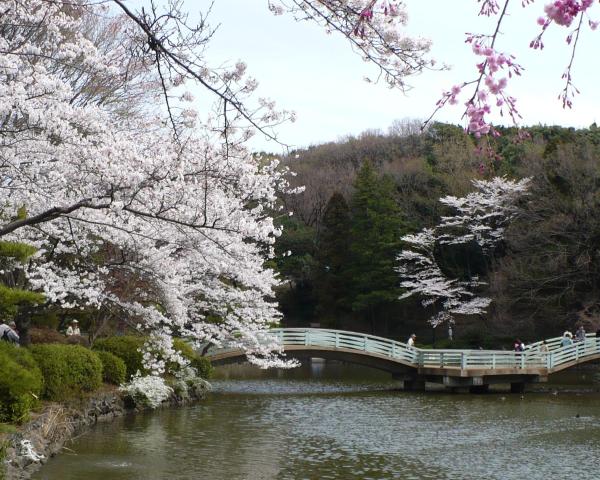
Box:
[0,0,304,370]
[398,177,530,327]
[1,0,442,375]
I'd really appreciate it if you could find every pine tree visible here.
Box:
[347,161,408,334]
[314,192,352,327]
[0,241,45,345]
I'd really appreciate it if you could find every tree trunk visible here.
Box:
[15,305,32,347]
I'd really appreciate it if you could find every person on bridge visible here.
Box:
[560,332,573,348]
[513,339,524,352]
[407,334,416,348]
[575,325,586,343]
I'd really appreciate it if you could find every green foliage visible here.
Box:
[30,344,103,401]
[271,215,318,323]
[0,343,42,423]
[66,335,89,347]
[0,438,8,480]
[173,338,213,379]
[314,192,352,326]
[0,241,36,263]
[0,284,44,319]
[95,350,126,385]
[93,336,144,379]
[346,162,409,329]
[190,356,213,379]
[272,215,317,282]
[29,327,67,345]
[29,327,67,344]
[0,240,44,326]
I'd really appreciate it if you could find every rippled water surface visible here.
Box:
[33,362,600,480]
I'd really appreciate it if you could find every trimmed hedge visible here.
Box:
[65,335,90,347]
[30,344,103,401]
[0,342,42,423]
[173,338,213,379]
[190,355,213,379]
[95,350,126,385]
[93,335,212,380]
[29,327,67,345]
[93,336,145,380]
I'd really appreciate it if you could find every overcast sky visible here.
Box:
[186,1,600,152]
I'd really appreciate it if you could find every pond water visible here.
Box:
[32,361,600,480]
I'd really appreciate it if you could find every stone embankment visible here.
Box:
[2,385,208,480]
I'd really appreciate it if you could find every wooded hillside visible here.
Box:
[270,121,600,347]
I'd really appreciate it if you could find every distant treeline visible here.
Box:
[268,121,600,347]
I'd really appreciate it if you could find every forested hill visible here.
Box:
[269,121,600,347]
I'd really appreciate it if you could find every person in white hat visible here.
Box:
[560,331,573,348]
[407,333,416,348]
[66,320,81,336]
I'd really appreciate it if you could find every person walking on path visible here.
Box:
[407,334,416,348]
[0,321,20,344]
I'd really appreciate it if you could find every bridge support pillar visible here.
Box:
[510,382,526,394]
[403,379,426,391]
[469,384,490,394]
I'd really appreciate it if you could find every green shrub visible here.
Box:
[95,350,126,385]
[29,327,67,345]
[65,335,89,347]
[30,344,103,401]
[0,342,42,423]
[93,336,144,379]
[173,338,213,379]
[190,356,213,379]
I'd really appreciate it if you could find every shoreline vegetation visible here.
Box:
[0,335,212,480]
[1,383,209,480]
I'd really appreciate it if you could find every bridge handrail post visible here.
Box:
[460,352,466,369]
[520,352,525,369]
[440,352,444,367]
[492,353,496,369]
[305,329,310,346]
[363,336,368,351]
[392,342,396,358]
[335,331,340,349]
[546,351,552,369]
[417,350,424,366]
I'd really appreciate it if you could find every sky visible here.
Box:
[183,0,600,152]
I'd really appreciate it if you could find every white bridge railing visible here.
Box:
[210,328,600,372]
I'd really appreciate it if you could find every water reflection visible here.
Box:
[33,361,600,480]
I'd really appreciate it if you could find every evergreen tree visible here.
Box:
[271,215,317,325]
[347,161,408,334]
[314,192,352,327]
[0,241,45,345]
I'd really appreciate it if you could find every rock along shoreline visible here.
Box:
[2,386,208,480]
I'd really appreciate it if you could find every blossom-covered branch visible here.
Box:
[271,0,437,90]
[397,177,530,326]
[0,0,297,370]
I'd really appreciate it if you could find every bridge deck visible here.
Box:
[207,328,600,383]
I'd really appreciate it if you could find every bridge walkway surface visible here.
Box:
[207,328,600,393]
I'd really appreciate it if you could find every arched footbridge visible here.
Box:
[207,328,600,392]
